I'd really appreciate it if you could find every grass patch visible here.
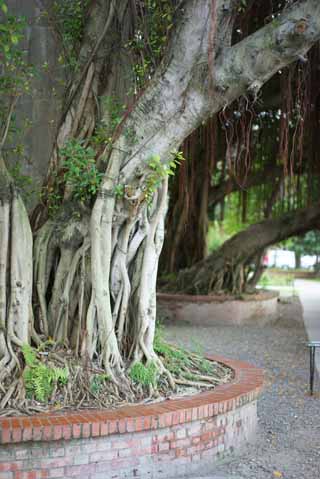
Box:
[129,361,158,387]
[259,271,294,288]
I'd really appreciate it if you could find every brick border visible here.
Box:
[157,291,279,303]
[0,356,263,445]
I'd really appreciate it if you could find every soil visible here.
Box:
[162,296,320,479]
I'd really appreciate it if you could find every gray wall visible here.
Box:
[5,0,65,206]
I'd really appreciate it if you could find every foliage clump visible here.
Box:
[46,139,103,215]
[60,139,103,202]
[52,0,89,71]
[154,322,230,387]
[22,344,69,402]
[129,361,158,387]
[90,374,110,395]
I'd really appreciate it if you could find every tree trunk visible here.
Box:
[172,203,320,294]
[295,251,302,269]
[0,155,33,388]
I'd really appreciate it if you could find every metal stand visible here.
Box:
[307,341,320,395]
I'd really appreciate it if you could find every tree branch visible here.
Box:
[209,163,283,207]
[214,0,320,105]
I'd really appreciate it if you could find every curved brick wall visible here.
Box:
[0,356,263,479]
[157,291,279,326]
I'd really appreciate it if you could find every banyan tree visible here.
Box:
[1,0,320,408]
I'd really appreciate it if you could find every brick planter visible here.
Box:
[158,291,279,326]
[0,356,263,479]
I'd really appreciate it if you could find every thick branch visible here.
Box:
[209,164,283,207]
[214,0,320,105]
[173,202,320,294]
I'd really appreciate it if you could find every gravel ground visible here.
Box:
[162,297,320,479]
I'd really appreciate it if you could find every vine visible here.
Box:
[126,0,176,90]
[0,6,34,148]
[53,0,89,72]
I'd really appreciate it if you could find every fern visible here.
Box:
[22,344,37,367]
[22,344,69,402]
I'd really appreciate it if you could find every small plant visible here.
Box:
[197,358,214,375]
[60,139,103,202]
[114,183,125,198]
[129,361,158,387]
[52,0,89,71]
[91,96,127,147]
[143,150,185,202]
[8,163,36,201]
[154,324,191,374]
[22,344,69,402]
[90,374,109,395]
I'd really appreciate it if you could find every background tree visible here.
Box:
[160,0,320,276]
[286,230,320,268]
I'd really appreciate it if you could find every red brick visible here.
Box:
[11,429,22,443]
[100,422,108,436]
[175,448,187,458]
[32,427,42,442]
[143,416,151,430]
[91,423,100,437]
[62,425,71,440]
[125,418,135,433]
[15,473,38,479]
[118,420,126,434]
[0,464,17,473]
[0,428,11,443]
[22,428,33,442]
[108,420,118,435]
[43,427,52,441]
[52,426,62,441]
[72,424,81,439]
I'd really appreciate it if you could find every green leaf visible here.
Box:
[11,35,19,45]
[1,3,8,14]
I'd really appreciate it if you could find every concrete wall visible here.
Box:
[158,291,279,326]
[5,1,65,207]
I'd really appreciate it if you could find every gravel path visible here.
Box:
[163,297,320,479]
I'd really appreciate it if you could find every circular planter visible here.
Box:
[157,290,279,326]
[0,356,263,479]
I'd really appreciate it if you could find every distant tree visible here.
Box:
[286,231,320,268]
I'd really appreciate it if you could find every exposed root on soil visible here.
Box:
[0,338,233,417]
